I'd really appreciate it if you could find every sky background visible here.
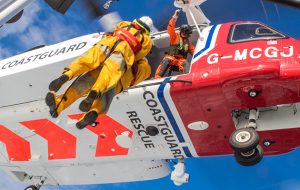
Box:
[1,0,300,190]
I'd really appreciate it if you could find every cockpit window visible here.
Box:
[229,23,287,43]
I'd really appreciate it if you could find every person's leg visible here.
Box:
[76,88,116,129]
[154,57,172,79]
[168,58,186,76]
[45,69,100,117]
[49,43,111,92]
[79,52,126,112]
[177,59,187,73]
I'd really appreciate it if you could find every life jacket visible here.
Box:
[168,35,190,58]
[114,22,148,84]
[114,23,145,54]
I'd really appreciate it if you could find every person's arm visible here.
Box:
[114,21,131,30]
[131,58,151,86]
[168,9,180,44]
[134,34,152,61]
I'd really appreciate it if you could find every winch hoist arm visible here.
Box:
[174,0,210,39]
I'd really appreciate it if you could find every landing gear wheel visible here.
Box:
[234,145,264,166]
[229,128,259,152]
[24,185,39,190]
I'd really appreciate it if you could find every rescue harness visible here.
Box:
[169,35,190,58]
[112,21,149,87]
[114,28,142,53]
[113,20,148,54]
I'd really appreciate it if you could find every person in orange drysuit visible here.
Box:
[45,16,153,129]
[155,9,195,78]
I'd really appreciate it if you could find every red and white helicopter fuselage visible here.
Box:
[1,0,300,189]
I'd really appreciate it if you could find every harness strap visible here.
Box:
[131,22,143,32]
[169,34,189,58]
[114,28,142,53]
[122,23,145,49]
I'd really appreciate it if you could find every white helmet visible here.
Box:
[136,16,154,34]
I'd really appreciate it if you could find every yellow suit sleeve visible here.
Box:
[134,34,152,61]
[114,21,152,62]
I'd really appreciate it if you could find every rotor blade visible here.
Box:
[6,10,23,24]
[267,0,300,9]
[78,0,106,19]
[44,0,75,14]
[97,11,122,32]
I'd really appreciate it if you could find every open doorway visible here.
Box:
[146,26,199,79]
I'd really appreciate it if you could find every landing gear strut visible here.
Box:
[229,108,264,166]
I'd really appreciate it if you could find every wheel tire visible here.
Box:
[24,185,39,190]
[234,144,264,166]
[229,128,259,152]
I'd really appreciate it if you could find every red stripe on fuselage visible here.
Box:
[0,125,31,161]
[69,114,132,157]
[20,119,76,160]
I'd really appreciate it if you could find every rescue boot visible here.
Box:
[49,74,69,92]
[45,92,59,118]
[76,110,99,129]
[79,90,99,112]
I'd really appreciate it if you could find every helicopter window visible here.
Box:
[229,23,286,43]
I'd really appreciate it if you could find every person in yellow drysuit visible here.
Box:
[45,16,153,129]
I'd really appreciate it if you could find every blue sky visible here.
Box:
[1,0,300,190]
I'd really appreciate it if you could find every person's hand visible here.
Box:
[173,9,180,19]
